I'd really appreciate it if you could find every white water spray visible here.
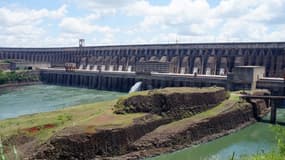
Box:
[93,65,98,71]
[127,66,132,72]
[78,64,83,70]
[129,81,142,93]
[86,64,90,70]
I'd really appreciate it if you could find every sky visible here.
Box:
[0,0,285,47]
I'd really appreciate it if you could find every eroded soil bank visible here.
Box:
[26,87,269,160]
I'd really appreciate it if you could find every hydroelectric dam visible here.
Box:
[1,42,285,94]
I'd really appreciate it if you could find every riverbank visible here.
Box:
[0,81,42,90]
[0,70,40,91]
[0,87,269,160]
[109,91,269,159]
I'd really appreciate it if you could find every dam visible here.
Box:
[1,42,285,95]
[1,42,285,77]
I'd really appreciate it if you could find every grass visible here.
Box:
[115,87,225,113]
[0,100,146,142]
[240,151,284,160]
[152,86,224,94]
[127,87,223,97]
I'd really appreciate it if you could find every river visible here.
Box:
[150,110,285,160]
[0,84,124,120]
[0,85,283,159]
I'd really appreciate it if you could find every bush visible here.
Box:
[273,125,285,155]
[0,71,39,85]
[0,71,8,85]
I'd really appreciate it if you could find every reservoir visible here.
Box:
[0,85,283,159]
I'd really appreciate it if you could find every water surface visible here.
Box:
[0,85,124,120]
[150,109,285,160]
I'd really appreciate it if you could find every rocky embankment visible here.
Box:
[30,87,268,160]
[117,99,268,159]
[115,87,228,119]
[32,116,171,160]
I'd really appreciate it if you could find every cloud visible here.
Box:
[122,0,285,43]
[71,0,135,16]
[0,4,69,47]
[1,0,285,47]
[79,0,133,8]
[60,17,95,34]
[0,5,67,26]
[59,16,119,35]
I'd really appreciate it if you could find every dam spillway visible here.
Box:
[1,42,285,78]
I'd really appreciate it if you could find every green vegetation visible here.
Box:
[151,86,223,94]
[0,99,146,160]
[114,87,225,114]
[0,100,146,142]
[0,71,39,85]
[127,86,223,97]
[154,92,242,131]
[0,60,13,64]
[0,138,19,160]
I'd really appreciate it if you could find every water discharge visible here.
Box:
[129,81,142,93]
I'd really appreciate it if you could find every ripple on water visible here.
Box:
[0,84,125,120]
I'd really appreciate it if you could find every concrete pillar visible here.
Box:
[193,56,202,74]
[234,56,245,67]
[276,54,283,77]
[206,56,216,75]
[269,55,276,77]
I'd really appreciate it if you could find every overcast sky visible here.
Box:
[0,0,285,47]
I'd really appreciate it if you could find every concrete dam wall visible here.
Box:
[40,68,285,95]
[1,42,285,77]
[40,69,227,92]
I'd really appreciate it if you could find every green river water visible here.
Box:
[150,110,285,160]
[0,85,283,160]
[0,85,125,120]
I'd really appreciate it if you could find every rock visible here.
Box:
[115,87,228,119]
